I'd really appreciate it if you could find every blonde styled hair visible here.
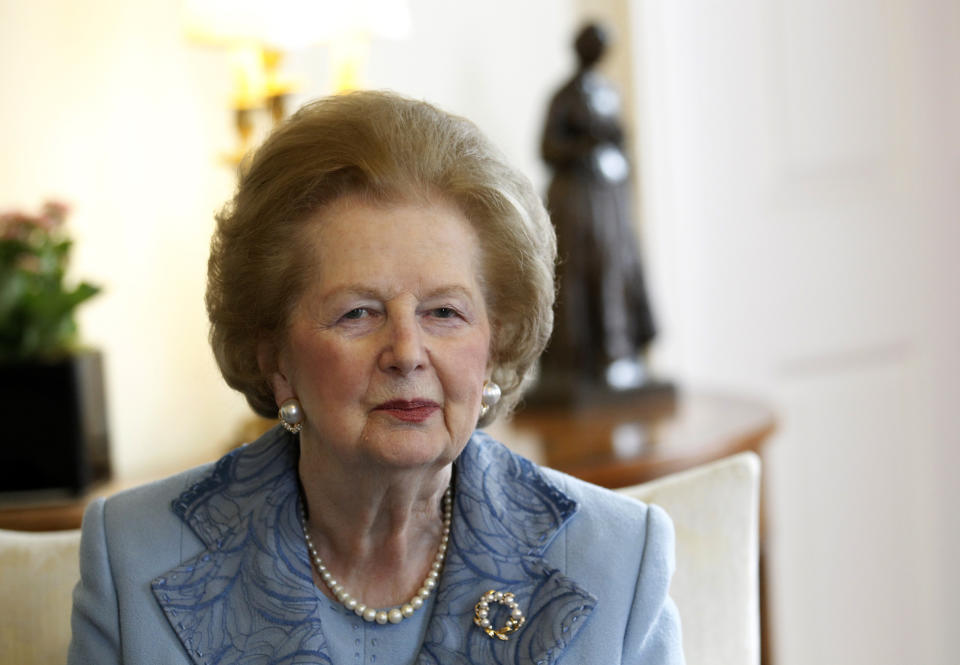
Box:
[207,90,556,421]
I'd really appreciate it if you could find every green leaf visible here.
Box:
[0,203,101,359]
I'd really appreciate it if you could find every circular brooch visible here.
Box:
[473,589,526,640]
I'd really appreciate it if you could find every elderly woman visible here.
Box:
[68,91,684,664]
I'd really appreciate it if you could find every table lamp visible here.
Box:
[182,0,412,165]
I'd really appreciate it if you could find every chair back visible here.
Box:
[0,528,81,665]
[617,452,761,665]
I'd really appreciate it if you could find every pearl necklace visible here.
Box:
[299,485,453,625]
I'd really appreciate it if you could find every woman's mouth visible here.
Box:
[373,399,440,423]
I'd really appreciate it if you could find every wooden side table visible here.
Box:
[509,390,775,486]
[0,453,219,532]
[0,475,156,532]
[0,495,88,532]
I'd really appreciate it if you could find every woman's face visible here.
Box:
[270,195,492,471]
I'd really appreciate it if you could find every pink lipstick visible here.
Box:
[374,399,440,423]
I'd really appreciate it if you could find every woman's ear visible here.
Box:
[485,352,497,382]
[484,323,499,380]
[258,340,295,406]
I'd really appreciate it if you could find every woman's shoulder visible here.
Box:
[81,455,222,576]
[94,426,290,534]
[469,430,674,548]
[540,463,675,554]
[96,459,218,528]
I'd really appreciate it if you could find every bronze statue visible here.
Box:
[533,23,662,404]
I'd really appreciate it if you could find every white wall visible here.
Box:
[629,0,959,663]
[0,0,577,478]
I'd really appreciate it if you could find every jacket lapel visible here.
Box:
[151,429,335,665]
[418,432,597,665]
[151,428,596,665]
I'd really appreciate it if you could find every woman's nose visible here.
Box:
[378,313,428,375]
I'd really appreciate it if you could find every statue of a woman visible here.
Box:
[536,23,657,399]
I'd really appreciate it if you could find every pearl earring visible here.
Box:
[479,381,502,420]
[279,399,304,434]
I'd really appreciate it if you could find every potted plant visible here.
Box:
[0,201,109,495]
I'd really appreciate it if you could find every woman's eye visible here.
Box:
[342,308,368,320]
[432,307,458,319]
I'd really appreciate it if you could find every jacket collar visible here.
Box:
[152,427,596,665]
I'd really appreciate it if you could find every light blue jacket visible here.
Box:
[68,427,684,664]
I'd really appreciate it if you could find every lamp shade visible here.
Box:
[183,0,412,50]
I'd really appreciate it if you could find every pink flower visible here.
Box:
[0,211,38,239]
[41,200,70,226]
[0,200,71,238]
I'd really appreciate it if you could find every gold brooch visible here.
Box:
[473,590,526,640]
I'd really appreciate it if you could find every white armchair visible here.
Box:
[617,452,762,665]
[0,528,81,665]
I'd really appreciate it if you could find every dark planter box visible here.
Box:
[0,350,110,495]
